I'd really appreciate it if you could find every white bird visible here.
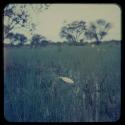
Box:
[58,76,74,84]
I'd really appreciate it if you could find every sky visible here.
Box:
[5,4,121,42]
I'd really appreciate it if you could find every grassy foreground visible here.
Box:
[4,42,121,122]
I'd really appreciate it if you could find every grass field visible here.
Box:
[4,42,121,122]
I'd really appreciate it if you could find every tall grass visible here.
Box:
[4,43,121,122]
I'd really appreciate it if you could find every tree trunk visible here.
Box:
[95,34,100,44]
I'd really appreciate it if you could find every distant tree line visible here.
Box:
[4,19,113,47]
[60,19,112,45]
[4,4,115,47]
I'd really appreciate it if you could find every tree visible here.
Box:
[41,40,49,47]
[4,4,51,39]
[85,19,112,44]
[4,4,28,39]
[31,34,46,47]
[13,33,27,46]
[6,33,27,46]
[60,21,86,44]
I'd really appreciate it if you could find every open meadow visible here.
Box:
[4,42,121,122]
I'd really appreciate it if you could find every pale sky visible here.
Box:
[6,4,121,42]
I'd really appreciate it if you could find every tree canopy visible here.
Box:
[85,19,112,44]
[31,34,47,47]
[60,21,86,43]
[4,4,51,39]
